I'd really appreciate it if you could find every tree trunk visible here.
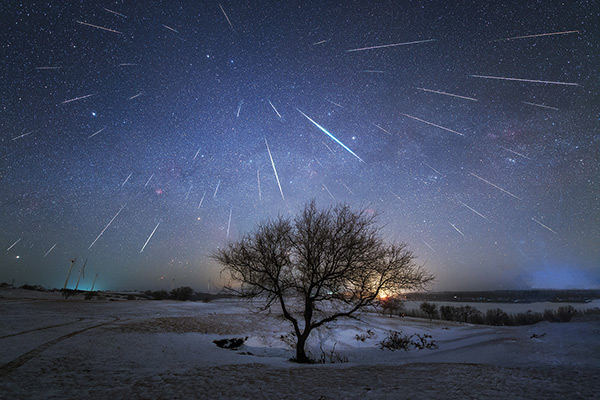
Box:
[295,332,311,363]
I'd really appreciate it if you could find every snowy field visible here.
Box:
[1,288,598,399]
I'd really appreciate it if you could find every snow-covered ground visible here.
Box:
[1,288,598,399]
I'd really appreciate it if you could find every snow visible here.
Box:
[1,288,598,399]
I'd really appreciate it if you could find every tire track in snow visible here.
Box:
[0,318,118,378]
[0,318,85,339]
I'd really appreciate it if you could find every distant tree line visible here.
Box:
[379,298,599,326]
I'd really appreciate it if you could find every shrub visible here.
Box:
[379,331,438,351]
[557,305,577,322]
[485,308,511,326]
[378,297,405,317]
[170,286,194,301]
[420,302,438,321]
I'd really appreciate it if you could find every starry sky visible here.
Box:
[1,1,599,291]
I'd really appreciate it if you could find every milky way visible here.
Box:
[1,1,598,291]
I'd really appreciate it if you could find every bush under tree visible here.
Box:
[213,200,434,363]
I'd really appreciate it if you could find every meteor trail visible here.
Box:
[390,190,402,200]
[226,208,232,239]
[422,239,436,252]
[424,163,444,176]
[297,109,365,162]
[121,173,132,187]
[459,201,490,222]
[104,8,128,18]
[213,180,221,198]
[362,70,385,73]
[43,243,57,258]
[140,222,160,253]
[128,92,143,100]
[257,169,261,201]
[185,185,193,200]
[312,39,330,46]
[532,217,558,235]
[469,173,521,200]
[522,101,559,111]
[265,138,285,201]
[449,222,465,236]
[236,102,242,118]
[322,184,335,200]
[219,4,235,32]
[76,20,122,34]
[198,191,206,209]
[416,87,478,102]
[119,63,137,66]
[470,75,578,86]
[12,130,35,141]
[162,24,179,33]
[144,173,154,187]
[88,205,125,249]
[342,183,354,195]
[61,94,93,104]
[193,147,201,160]
[373,123,392,135]
[495,30,579,41]
[327,99,344,108]
[268,100,282,118]
[88,128,105,139]
[346,38,436,52]
[499,146,530,160]
[7,238,22,252]
[400,113,464,136]
[322,142,335,154]
[36,66,62,70]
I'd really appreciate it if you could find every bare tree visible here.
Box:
[213,200,434,363]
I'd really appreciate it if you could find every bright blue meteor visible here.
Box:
[296,109,365,163]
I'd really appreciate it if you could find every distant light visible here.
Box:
[15,255,20,259]
[91,112,97,116]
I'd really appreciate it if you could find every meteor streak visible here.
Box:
[12,130,35,141]
[459,201,490,222]
[424,163,444,176]
[128,92,143,100]
[36,66,62,70]
[121,173,132,187]
[416,87,478,102]
[144,173,154,187]
[265,139,285,200]
[76,21,122,34]
[499,146,530,160]
[89,205,125,249]
[140,222,160,253]
[7,238,22,252]
[346,38,436,52]
[268,100,282,118]
[532,217,558,235]
[257,169,261,201]
[297,109,365,162]
[226,208,232,239]
[185,185,193,200]
[88,128,105,139]
[495,30,579,41]
[219,4,235,32]
[236,102,242,118]
[422,239,436,252]
[449,222,465,236]
[322,184,335,200]
[470,75,578,86]
[61,94,93,104]
[193,147,201,160]
[373,123,392,135]
[162,24,179,33]
[390,190,402,200]
[198,191,206,209]
[43,243,57,258]
[213,180,221,198]
[342,183,353,195]
[327,99,343,108]
[469,172,521,200]
[322,142,335,154]
[312,39,330,46]
[522,101,559,111]
[400,113,464,136]
[104,8,128,18]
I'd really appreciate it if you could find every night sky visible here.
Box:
[1,1,598,291]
